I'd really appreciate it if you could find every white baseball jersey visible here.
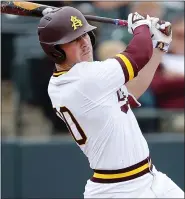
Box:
[48,58,149,170]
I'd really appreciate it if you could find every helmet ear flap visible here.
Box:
[39,42,66,64]
[88,31,96,47]
[54,45,66,62]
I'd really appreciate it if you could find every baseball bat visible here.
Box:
[1,1,171,36]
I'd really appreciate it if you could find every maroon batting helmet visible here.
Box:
[38,6,97,64]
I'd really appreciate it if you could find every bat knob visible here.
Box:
[157,20,172,36]
[42,7,53,16]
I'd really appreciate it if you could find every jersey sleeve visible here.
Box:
[79,57,136,95]
[113,53,138,83]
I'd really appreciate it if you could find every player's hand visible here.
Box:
[127,12,151,34]
[147,16,172,52]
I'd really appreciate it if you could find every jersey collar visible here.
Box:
[53,68,68,77]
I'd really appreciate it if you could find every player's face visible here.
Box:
[61,33,93,64]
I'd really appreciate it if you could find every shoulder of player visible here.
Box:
[49,58,121,86]
[76,59,121,77]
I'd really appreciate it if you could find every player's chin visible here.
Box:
[81,53,93,62]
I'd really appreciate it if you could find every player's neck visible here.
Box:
[55,63,73,72]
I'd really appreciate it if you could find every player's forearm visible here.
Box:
[126,48,164,99]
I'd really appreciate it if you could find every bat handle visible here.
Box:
[114,19,128,27]
[81,15,171,36]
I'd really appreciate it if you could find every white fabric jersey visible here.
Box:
[48,58,149,170]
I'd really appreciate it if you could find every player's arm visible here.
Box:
[81,13,153,96]
[125,17,172,99]
[113,12,153,84]
[126,48,164,99]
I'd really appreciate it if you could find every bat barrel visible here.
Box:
[1,1,52,17]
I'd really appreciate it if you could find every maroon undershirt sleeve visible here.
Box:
[124,25,153,71]
[114,25,153,83]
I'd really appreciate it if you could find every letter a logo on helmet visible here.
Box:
[71,16,83,30]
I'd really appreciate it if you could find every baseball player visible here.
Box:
[37,6,184,198]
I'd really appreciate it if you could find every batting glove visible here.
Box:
[147,16,172,52]
[127,12,151,34]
